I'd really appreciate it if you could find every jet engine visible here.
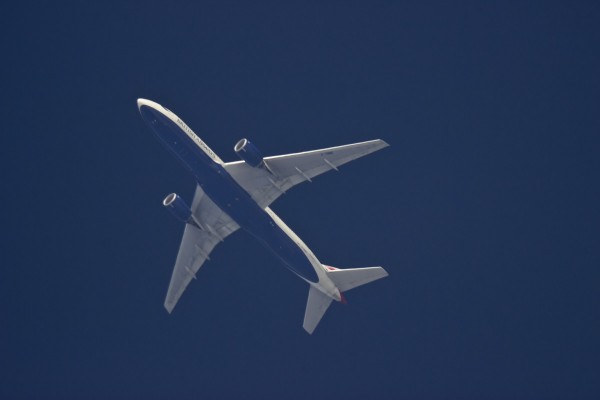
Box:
[234,138,263,167]
[163,193,193,223]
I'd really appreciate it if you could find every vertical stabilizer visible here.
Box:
[303,286,333,334]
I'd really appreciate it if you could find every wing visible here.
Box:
[164,185,239,313]
[223,139,389,208]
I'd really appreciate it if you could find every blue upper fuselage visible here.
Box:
[139,104,319,283]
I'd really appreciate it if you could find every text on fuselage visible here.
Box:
[177,118,217,160]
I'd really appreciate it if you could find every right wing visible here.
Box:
[164,185,239,313]
[224,139,389,208]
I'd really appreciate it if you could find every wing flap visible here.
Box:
[266,139,389,187]
[164,185,239,313]
[164,224,220,312]
[224,139,389,208]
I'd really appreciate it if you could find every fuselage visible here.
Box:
[137,99,340,301]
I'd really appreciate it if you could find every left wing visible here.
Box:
[224,139,389,208]
[164,185,239,312]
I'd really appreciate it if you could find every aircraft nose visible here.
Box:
[137,98,160,126]
[137,98,150,111]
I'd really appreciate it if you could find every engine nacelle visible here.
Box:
[163,193,192,223]
[234,138,263,167]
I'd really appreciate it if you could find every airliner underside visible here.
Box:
[137,98,389,334]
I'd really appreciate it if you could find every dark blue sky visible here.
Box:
[2,2,599,399]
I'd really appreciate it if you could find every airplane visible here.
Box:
[137,98,389,334]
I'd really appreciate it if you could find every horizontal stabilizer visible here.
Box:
[326,266,388,292]
[303,286,333,334]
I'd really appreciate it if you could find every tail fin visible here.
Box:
[302,266,388,334]
[325,266,389,292]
